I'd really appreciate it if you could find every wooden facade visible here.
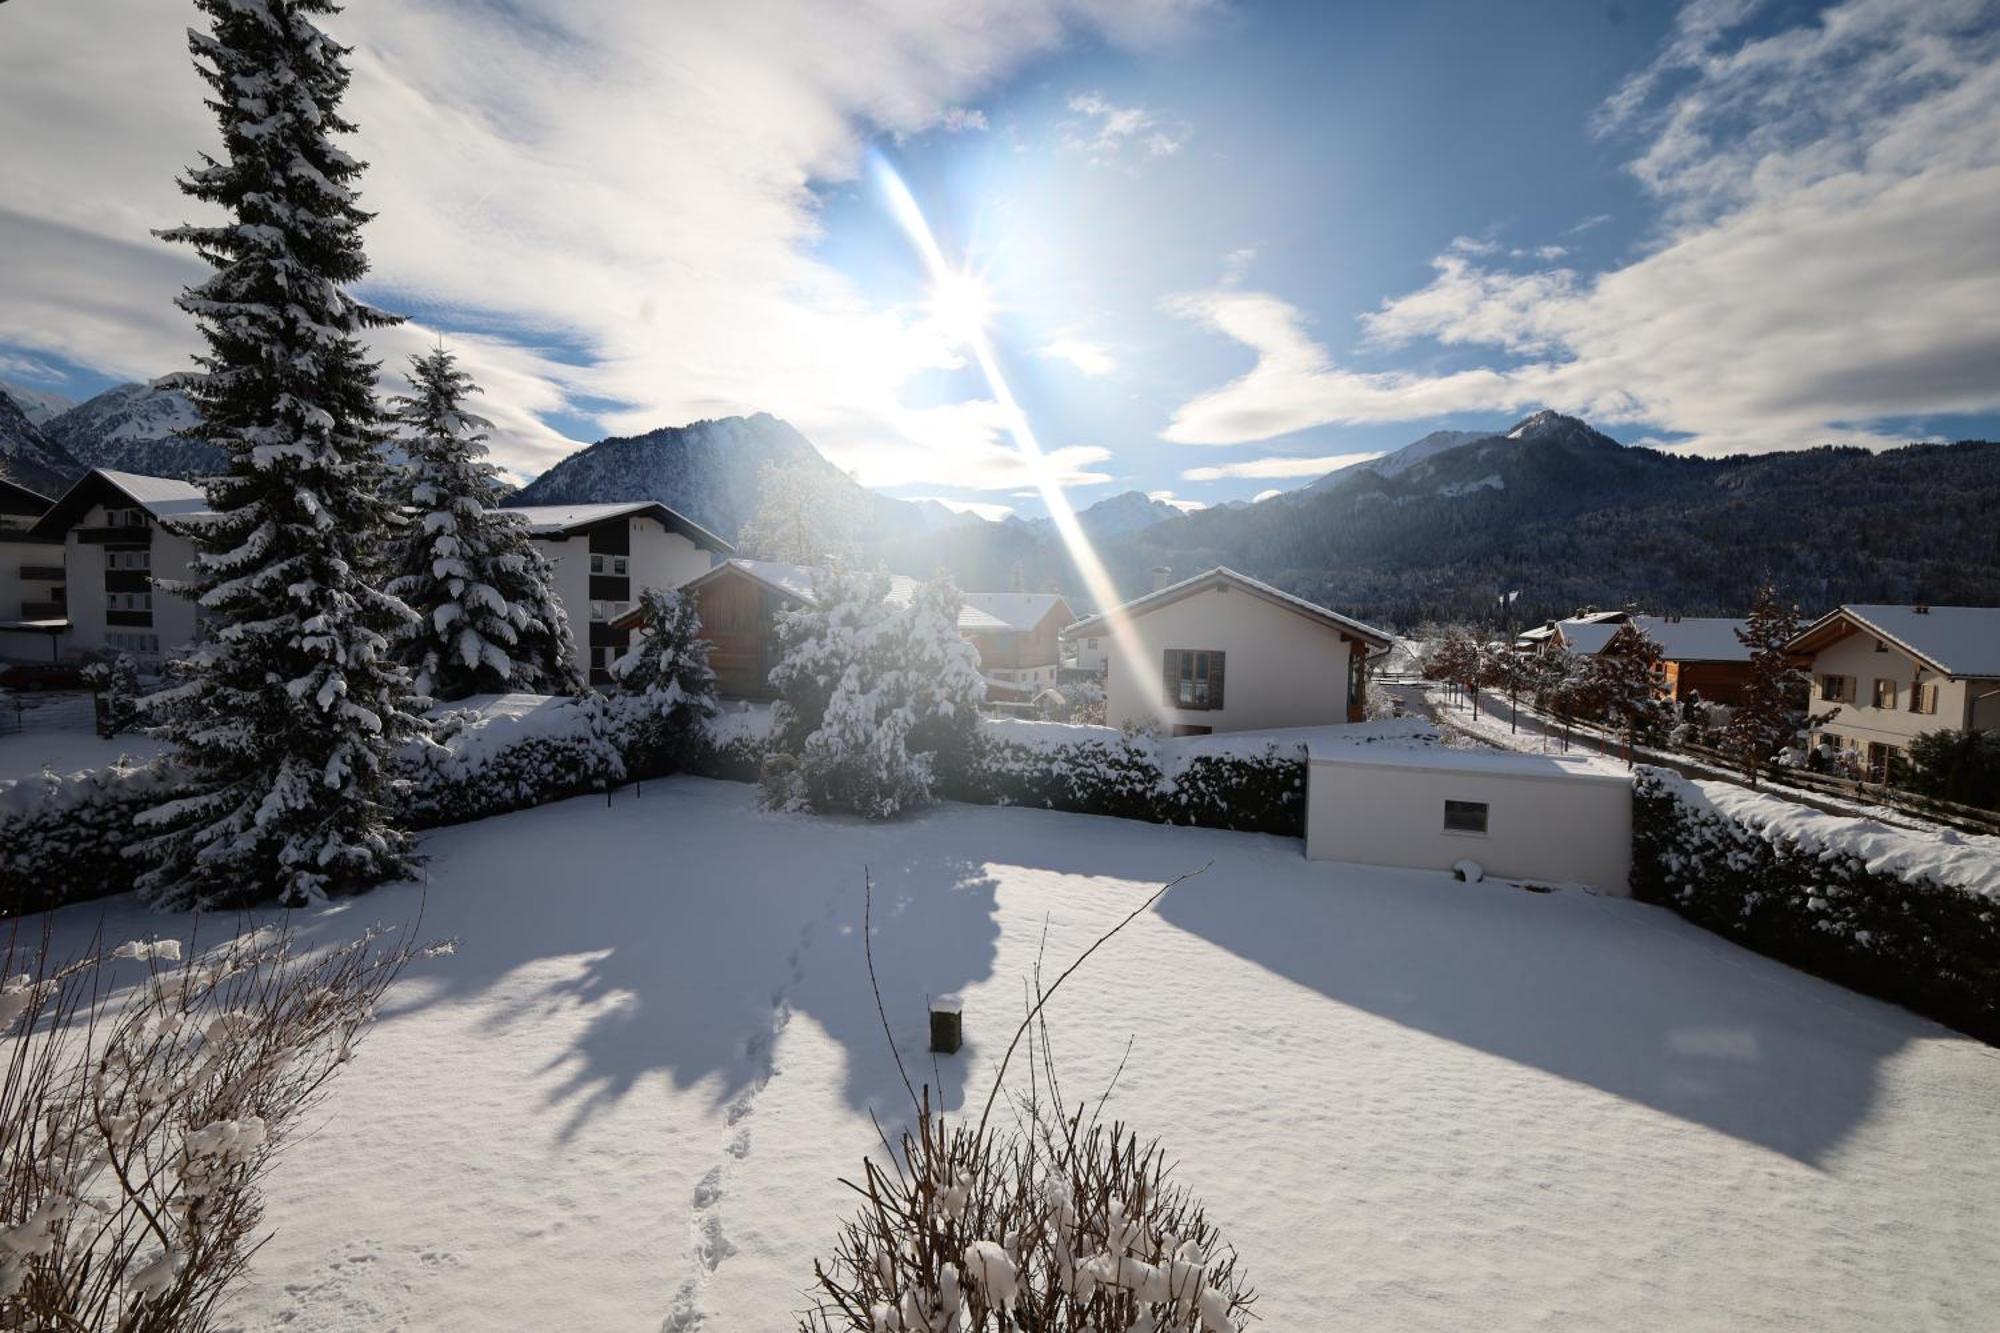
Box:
[690,564,804,699]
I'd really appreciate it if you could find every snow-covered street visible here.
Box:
[31,778,2000,1330]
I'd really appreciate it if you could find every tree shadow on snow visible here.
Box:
[360,779,1001,1141]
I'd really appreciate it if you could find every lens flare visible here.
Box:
[872,153,1144,683]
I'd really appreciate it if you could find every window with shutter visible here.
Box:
[1165,649,1225,710]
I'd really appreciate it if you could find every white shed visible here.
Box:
[1306,744,1633,894]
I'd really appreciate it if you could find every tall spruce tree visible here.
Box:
[1724,583,1824,786]
[388,347,584,701]
[139,0,421,908]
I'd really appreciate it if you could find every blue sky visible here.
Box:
[4,0,1998,516]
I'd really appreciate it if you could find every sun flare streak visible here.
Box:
[873,154,1143,676]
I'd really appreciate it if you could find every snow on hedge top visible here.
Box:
[982,715,1443,761]
[1652,768,2000,902]
[1314,742,1630,784]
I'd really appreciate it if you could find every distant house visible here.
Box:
[1515,609,1627,653]
[502,501,730,686]
[0,476,65,660]
[1787,605,2000,780]
[1060,566,1392,736]
[636,558,817,699]
[1619,615,1752,704]
[958,593,1073,696]
[25,468,215,663]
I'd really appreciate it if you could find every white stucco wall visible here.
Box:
[533,517,719,681]
[1101,581,1361,733]
[1805,630,1980,754]
[62,509,201,662]
[1305,749,1633,894]
[0,536,64,619]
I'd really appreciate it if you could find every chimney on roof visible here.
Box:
[1151,565,1173,593]
[1914,604,1930,614]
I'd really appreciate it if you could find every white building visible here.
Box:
[1788,604,2000,780]
[502,502,730,686]
[24,469,214,663]
[1306,744,1632,893]
[1061,566,1392,736]
[0,477,67,662]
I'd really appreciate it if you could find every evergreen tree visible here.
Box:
[738,460,863,566]
[610,586,717,771]
[1590,627,1672,761]
[1723,583,1823,786]
[139,0,421,908]
[387,347,583,701]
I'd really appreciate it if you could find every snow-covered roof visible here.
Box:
[1306,741,1631,785]
[501,500,732,553]
[1626,615,1750,663]
[27,468,214,538]
[1061,566,1392,648]
[1552,619,1623,655]
[958,592,1071,633]
[1790,605,2000,678]
[679,559,917,610]
[95,470,212,521]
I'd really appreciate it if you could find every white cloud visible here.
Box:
[0,0,1204,480]
[1039,334,1117,376]
[1061,91,1190,165]
[1164,0,2000,455]
[1180,451,1383,481]
[1146,489,1206,512]
[938,107,989,133]
[1251,488,1283,503]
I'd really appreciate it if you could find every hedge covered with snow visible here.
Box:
[1632,766,2000,1043]
[0,758,180,916]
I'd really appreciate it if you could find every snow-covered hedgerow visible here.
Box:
[959,724,1308,836]
[399,694,629,828]
[0,760,179,917]
[1632,766,2000,1042]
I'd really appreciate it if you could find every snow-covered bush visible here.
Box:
[400,694,627,828]
[79,652,142,737]
[1,759,178,918]
[961,723,1308,837]
[610,587,717,776]
[0,918,446,1329]
[1632,766,2000,1041]
[763,570,985,818]
[801,1103,1255,1333]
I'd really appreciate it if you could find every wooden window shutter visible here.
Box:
[1209,651,1225,710]
[1162,649,1180,709]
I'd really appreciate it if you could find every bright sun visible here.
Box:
[927,268,994,344]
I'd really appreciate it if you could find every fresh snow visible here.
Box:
[1655,768,2000,901]
[23,778,2000,1330]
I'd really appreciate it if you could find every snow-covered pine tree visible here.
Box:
[387,347,584,702]
[138,0,422,908]
[1590,627,1672,761]
[610,585,717,771]
[1723,583,1825,786]
[762,568,984,817]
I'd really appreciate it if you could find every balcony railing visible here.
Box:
[18,564,64,582]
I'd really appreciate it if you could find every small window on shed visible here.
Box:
[1443,800,1489,835]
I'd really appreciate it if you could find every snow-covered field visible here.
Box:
[29,778,2000,1330]
[0,725,165,781]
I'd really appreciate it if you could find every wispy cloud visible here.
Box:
[1039,334,1117,376]
[0,0,1202,482]
[1251,488,1283,503]
[1180,451,1383,481]
[1146,489,1207,512]
[1163,0,2000,455]
[1061,91,1190,166]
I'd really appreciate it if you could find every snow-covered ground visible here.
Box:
[0,723,165,781]
[28,779,2000,1330]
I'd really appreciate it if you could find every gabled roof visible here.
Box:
[958,592,1072,633]
[683,557,819,606]
[1551,619,1623,655]
[1060,566,1392,648]
[1625,615,1750,663]
[27,468,214,539]
[501,500,732,554]
[1788,604,2000,678]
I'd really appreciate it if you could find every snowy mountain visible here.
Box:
[0,388,85,498]
[44,381,217,479]
[1307,428,1495,490]
[0,378,76,426]
[1014,490,1183,541]
[511,413,879,541]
